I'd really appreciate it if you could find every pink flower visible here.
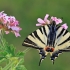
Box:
[61,23,68,29]
[0,11,8,24]
[0,11,22,37]
[5,26,22,37]
[36,14,50,26]
[51,17,62,24]
[8,16,19,26]
[0,11,7,18]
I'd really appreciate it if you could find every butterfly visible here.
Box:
[22,20,70,66]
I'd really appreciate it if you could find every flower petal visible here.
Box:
[51,16,57,21]
[44,14,49,22]
[37,18,45,23]
[58,18,62,23]
[51,17,62,24]
[61,23,68,29]
[36,23,43,26]
[46,20,50,24]
[10,26,22,32]
[14,32,21,37]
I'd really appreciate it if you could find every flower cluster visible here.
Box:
[36,14,68,29]
[0,11,22,37]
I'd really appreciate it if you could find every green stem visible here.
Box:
[23,48,31,53]
[0,29,5,49]
[12,58,23,69]
[0,58,6,63]
[2,61,15,70]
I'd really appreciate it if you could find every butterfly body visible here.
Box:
[22,21,70,65]
[47,21,57,47]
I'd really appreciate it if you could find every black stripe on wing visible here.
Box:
[22,38,42,49]
[66,46,70,49]
[63,30,68,36]
[39,27,43,34]
[57,28,65,38]
[59,49,70,52]
[24,38,36,45]
[42,26,47,37]
[33,30,45,44]
[56,26,60,31]
[58,36,70,46]
[59,46,70,52]
[30,33,35,38]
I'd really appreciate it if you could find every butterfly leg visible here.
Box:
[39,49,46,66]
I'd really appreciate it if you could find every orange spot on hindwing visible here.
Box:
[44,46,54,52]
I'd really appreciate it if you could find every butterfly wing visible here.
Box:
[22,25,49,65]
[50,26,70,63]
[22,25,50,48]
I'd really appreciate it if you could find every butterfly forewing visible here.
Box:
[54,27,70,51]
[22,25,49,49]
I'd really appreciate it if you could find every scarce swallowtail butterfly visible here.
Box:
[22,14,70,66]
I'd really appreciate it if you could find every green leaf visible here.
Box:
[16,51,25,58]
[6,45,15,56]
[0,51,7,56]
[0,56,5,60]
[2,61,15,70]
[16,65,27,70]
[11,58,24,70]
[0,35,28,70]
[15,58,24,66]
[0,58,6,64]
